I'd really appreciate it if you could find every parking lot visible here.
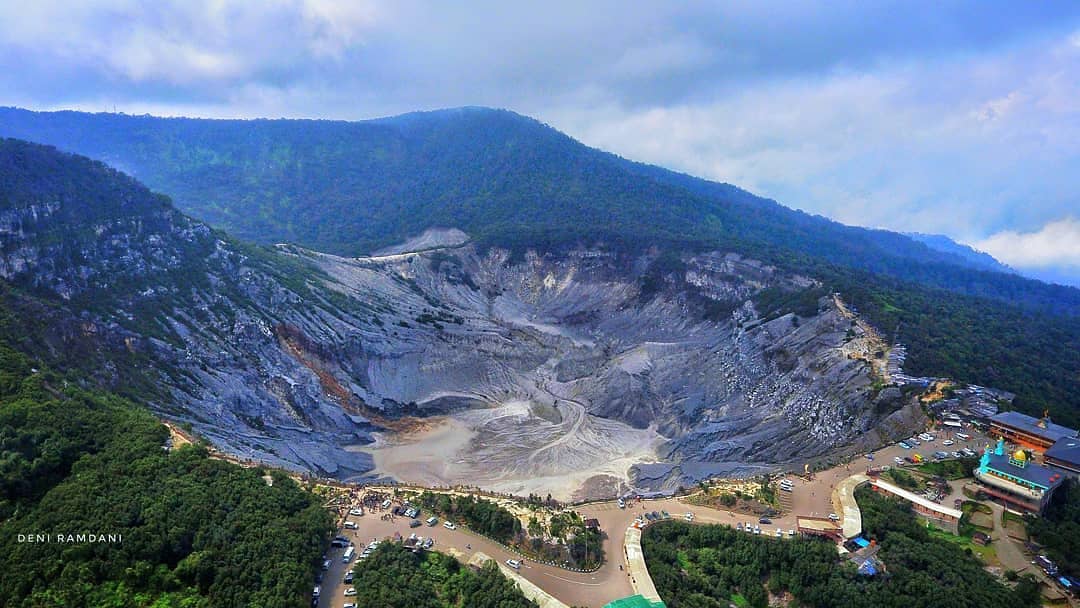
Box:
[314,425,995,607]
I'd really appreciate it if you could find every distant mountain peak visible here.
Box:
[905,232,1013,274]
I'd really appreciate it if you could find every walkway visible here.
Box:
[833,474,869,539]
[623,526,663,605]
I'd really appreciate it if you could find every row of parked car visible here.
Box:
[737,521,796,537]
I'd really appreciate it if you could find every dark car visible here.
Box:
[759,517,772,524]
[409,519,422,528]
[344,572,354,584]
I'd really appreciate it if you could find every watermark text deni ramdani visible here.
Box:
[17,533,123,544]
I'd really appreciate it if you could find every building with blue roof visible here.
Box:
[974,438,1066,514]
[1046,437,1080,477]
[988,411,1077,451]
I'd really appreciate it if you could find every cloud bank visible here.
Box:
[0,0,1077,283]
[974,217,1080,281]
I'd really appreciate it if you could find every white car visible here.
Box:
[344,521,358,529]
[618,497,626,508]
[344,604,357,608]
[349,508,363,516]
[506,559,521,569]
[942,439,954,446]
[443,521,456,530]
[828,513,840,521]
[344,588,357,596]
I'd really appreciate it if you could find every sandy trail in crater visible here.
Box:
[359,399,664,501]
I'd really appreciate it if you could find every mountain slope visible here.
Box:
[0,138,922,496]
[905,232,1013,274]
[0,107,1077,426]
[0,106,1075,316]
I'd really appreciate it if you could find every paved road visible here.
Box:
[317,427,993,608]
[320,505,631,608]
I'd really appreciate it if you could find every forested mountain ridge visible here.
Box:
[0,109,1077,426]
[0,139,914,497]
[0,105,1075,316]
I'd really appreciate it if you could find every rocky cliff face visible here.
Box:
[3,219,903,497]
[0,141,910,499]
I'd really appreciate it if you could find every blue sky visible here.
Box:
[1,1,1078,283]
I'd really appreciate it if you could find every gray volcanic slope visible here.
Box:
[214,240,910,499]
[0,150,911,499]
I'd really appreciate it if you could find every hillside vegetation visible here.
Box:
[348,543,538,608]
[1,110,1075,425]
[0,344,335,608]
[643,487,1040,608]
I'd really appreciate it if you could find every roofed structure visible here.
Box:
[1046,437,1080,476]
[974,438,1066,513]
[989,411,1077,451]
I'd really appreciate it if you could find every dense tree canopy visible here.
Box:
[644,487,1039,608]
[0,346,334,608]
[349,542,538,608]
[1027,479,1080,579]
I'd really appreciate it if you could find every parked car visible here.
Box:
[864,453,874,460]
[828,513,840,521]
[617,497,626,508]
[410,519,422,528]
[899,442,912,449]
[506,559,522,569]
[443,521,456,530]
[942,439,955,446]
[344,521,358,529]
[759,517,772,524]
[344,571,354,584]
[344,588,357,596]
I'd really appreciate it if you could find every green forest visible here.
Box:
[347,542,538,608]
[0,344,334,608]
[643,487,1040,608]
[1027,479,1080,579]
[419,492,523,543]
[1,109,1077,425]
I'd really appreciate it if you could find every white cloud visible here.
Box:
[0,1,1077,280]
[972,217,1080,270]
[543,28,1080,246]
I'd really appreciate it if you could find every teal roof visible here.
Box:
[983,452,1066,490]
[604,595,666,608]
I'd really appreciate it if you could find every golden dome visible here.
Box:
[1012,449,1027,461]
